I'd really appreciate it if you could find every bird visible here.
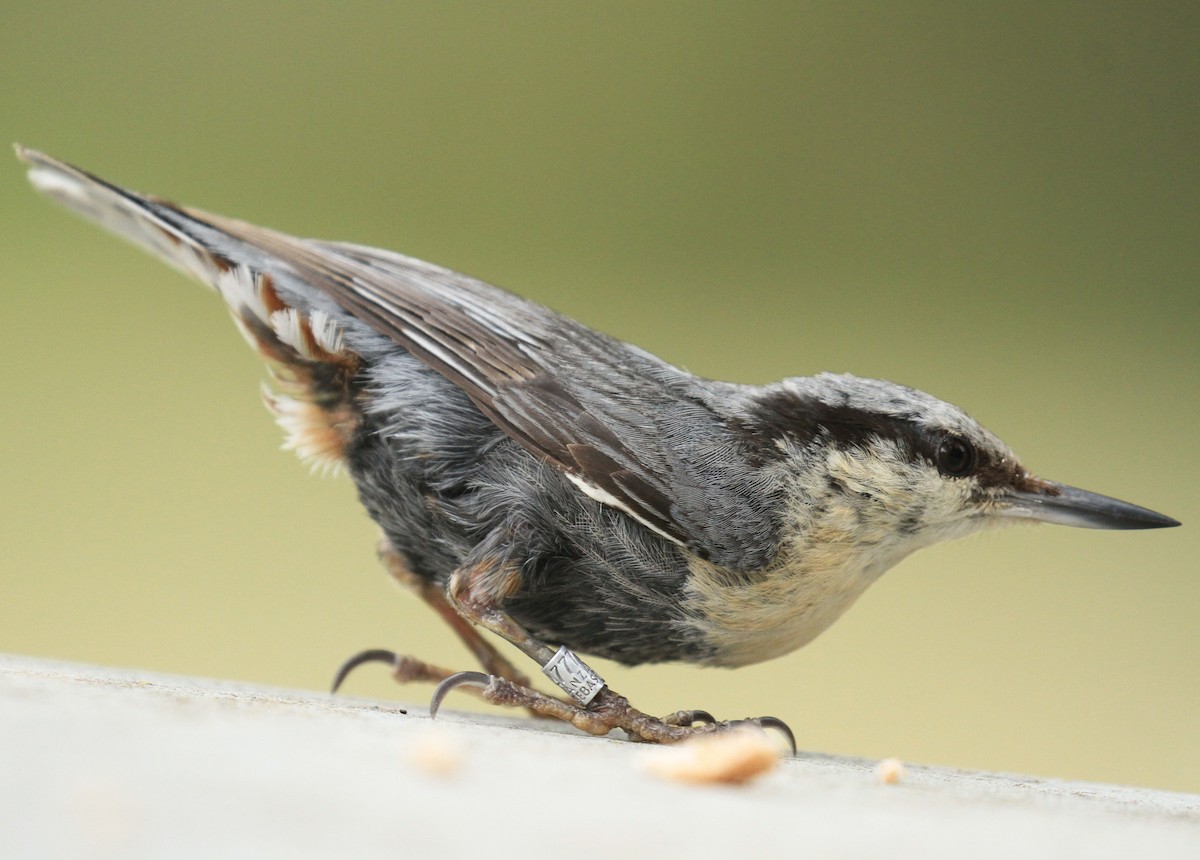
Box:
[18,145,1179,746]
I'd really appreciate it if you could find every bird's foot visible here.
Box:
[331,648,465,694]
[330,649,562,719]
[431,671,796,752]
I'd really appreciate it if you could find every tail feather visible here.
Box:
[16,144,229,289]
[19,144,362,473]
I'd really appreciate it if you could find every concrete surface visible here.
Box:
[2,653,1197,859]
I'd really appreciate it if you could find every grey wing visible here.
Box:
[274,236,713,550]
[20,146,782,568]
[299,240,785,568]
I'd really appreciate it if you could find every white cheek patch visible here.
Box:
[683,438,996,667]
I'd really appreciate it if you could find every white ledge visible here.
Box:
[2,653,1197,859]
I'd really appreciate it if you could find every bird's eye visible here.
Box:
[935,435,977,478]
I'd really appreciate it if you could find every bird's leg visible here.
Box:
[331,539,532,694]
[377,540,531,686]
[439,557,796,751]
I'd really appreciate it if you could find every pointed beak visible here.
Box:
[997,480,1180,530]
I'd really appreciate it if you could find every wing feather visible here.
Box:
[20,147,782,568]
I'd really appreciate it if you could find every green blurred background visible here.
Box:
[2,2,1196,791]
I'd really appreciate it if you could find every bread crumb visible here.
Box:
[641,729,780,785]
[410,730,464,777]
[877,757,906,784]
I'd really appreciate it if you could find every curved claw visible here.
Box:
[429,671,494,719]
[732,716,797,755]
[756,716,797,755]
[330,648,398,694]
[678,710,718,726]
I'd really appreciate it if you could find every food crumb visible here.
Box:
[410,730,464,777]
[877,757,906,784]
[641,729,781,786]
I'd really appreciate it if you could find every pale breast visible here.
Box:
[679,526,916,668]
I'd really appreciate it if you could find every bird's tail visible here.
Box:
[18,145,361,472]
[19,145,243,288]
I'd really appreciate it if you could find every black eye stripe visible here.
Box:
[742,390,998,483]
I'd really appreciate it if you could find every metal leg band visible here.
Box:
[542,646,605,705]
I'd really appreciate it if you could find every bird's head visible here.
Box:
[749,373,1178,561]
